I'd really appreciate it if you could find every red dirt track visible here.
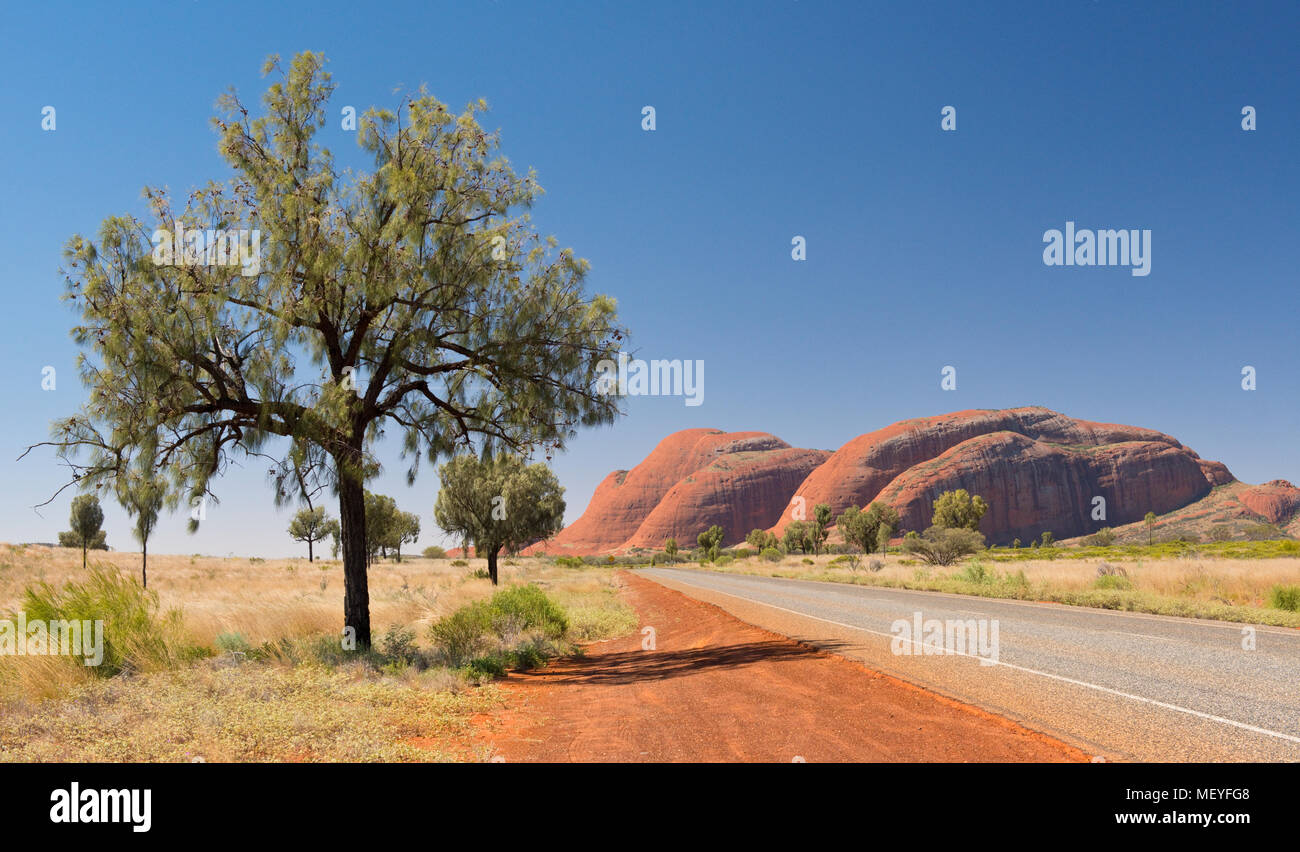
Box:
[479,573,1089,762]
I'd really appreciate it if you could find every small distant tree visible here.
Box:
[747,529,777,554]
[901,526,985,566]
[811,503,833,555]
[288,506,339,563]
[62,494,106,570]
[838,503,899,555]
[364,493,399,564]
[1011,538,1021,549]
[876,523,891,555]
[117,472,163,587]
[783,520,813,555]
[697,525,725,561]
[434,453,565,585]
[1040,531,1054,548]
[390,511,421,562]
[664,538,678,559]
[1209,525,1233,543]
[1144,512,1157,545]
[1085,527,1116,547]
[422,545,447,559]
[932,490,988,532]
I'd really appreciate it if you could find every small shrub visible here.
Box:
[802,557,814,565]
[1268,584,1300,612]
[422,546,447,559]
[760,547,782,562]
[715,555,734,567]
[215,632,251,653]
[1094,574,1134,591]
[19,566,203,676]
[450,559,468,567]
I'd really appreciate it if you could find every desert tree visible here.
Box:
[696,524,725,562]
[663,538,678,559]
[1144,511,1157,545]
[837,502,900,556]
[389,510,420,562]
[932,489,988,531]
[811,503,832,555]
[783,520,813,555]
[433,453,565,584]
[288,505,338,562]
[60,494,106,570]
[117,471,163,586]
[26,52,624,647]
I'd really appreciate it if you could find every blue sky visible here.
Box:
[1,1,1296,557]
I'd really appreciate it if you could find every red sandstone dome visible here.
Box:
[531,407,1298,553]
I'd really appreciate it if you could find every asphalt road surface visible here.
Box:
[636,567,1300,761]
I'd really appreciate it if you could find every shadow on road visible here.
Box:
[516,639,852,686]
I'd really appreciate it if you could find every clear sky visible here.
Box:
[1,1,1296,557]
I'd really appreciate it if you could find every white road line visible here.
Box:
[647,571,1300,747]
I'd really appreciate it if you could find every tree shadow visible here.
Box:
[518,639,853,686]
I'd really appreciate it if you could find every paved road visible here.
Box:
[636,567,1300,761]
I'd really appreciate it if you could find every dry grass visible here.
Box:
[699,550,1300,627]
[0,544,636,761]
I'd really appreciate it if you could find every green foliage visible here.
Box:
[900,526,986,566]
[1094,574,1134,591]
[782,520,814,555]
[215,632,251,653]
[450,559,469,567]
[1144,511,1158,545]
[427,584,568,669]
[19,566,203,675]
[663,538,678,558]
[1082,527,1115,547]
[422,546,447,559]
[746,529,778,553]
[42,51,627,648]
[434,454,565,584]
[552,556,583,569]
[1269,584,1300,612]
[931,490,988,532]
[838,503,900,555]
[760,547,782,562]
[1245,523,1285,541]
[1039,531,1054,548]
[811,503,833,554]
[696,525,725,561]
[287,506,339,562]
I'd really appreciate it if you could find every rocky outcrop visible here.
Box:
[528,429,825,555]
[535,407,1271,553]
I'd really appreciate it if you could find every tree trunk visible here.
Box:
[487,546,501,585]
[81,542,87,571]
[308,539,314,562]
[142,538,148,589]
[338,470,371,649]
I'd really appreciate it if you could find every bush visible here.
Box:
[450,559,468,567]
[422,546,447,559]
[1094,574,1134,591]
[760,547,782,562]
[1245,524,1284,541]
[715,555,734,567]
[19,566,203,676]
[1209,525,1234,542]
[1269,584,1300,612]
[901,527,985,566]
[553,555,583,569]
[1083,528,1116,547]
[801,557,814,565]
[489,584,569,638]
[215,632,251,653]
